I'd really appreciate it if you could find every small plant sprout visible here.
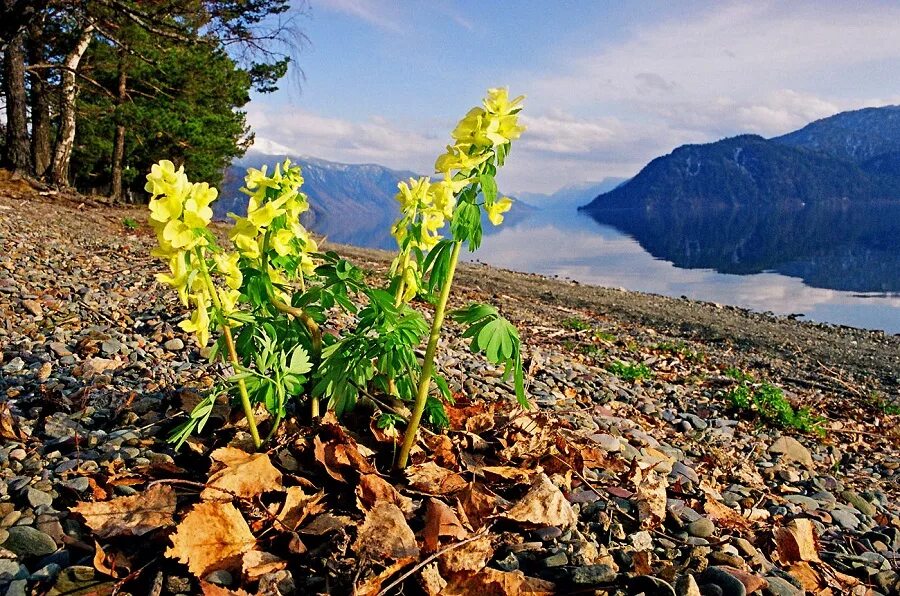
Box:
[148,88,531,462]
[122,217,139,230]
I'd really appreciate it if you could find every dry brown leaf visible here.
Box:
[407,461,468,495]
[314,434,376,483]
[354,502,420,560]
[357,474,415,515]
[355,557,416,596]
[438,535,493,575]
[166,501,256,578]
[479,466,534,484]
[775,518,821,564]
[446,403,491,431]
[704,498,755,535]
[465,411,495,434]
[787,561,824,592]
[419,562,449,596]
[201,447,282,501]
[458,483,501,530]
[423,498,467,552]
[241,550,287,581]
[72,484,176,538]
[93,541,130,579]
[635,472,668,530]
[0,402,25,441]
[444,568,555,595]
[501,473,577,530]
[276,486,326,531]
[424,434,458,468]
[199,582,251,596]
[299,513,353,536]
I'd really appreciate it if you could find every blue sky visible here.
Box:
[248,1,900,193]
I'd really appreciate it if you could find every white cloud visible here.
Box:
[247,105,439,173]
[313,0,402,31]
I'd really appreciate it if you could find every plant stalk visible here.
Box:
[262,231,323,419]
[195,248,261,449]
[396,240,461,469]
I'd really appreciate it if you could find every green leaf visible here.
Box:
[287,344,312,375]
[479,172,497,205]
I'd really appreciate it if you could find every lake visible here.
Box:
[320,203,900,335]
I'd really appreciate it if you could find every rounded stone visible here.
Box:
[2,525,57,557]
[687,517,716,538]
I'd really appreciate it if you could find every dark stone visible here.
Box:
[570,564,617,585]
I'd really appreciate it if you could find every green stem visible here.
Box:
[262,231,322,419]
[396,240,461,469]
[194,247,261,449]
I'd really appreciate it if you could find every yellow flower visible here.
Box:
[228,215,261,258]
[401,261,419,303]
[270,228,295,257]
[162,219,199,250]
[429,177,466,218]
[487,197,513,225]
[156,251,190,305]
[396,177,432,212]
[179,292,211,347]
[182,182,217,228]
[434,144,491,175]
[247,196,288,229]
[483,87,525,117]
[213,252,242,290]
[148,191,185,224]
[218,288,241,315]
[300,254,317,277]
[145,160,191,201]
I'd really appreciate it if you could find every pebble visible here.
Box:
[2,525,57,557]
[164,338,185,351]
[687,517,716,539]
[570,564,617,585]
[768,437,813,470]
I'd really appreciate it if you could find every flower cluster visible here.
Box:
[228,160,317,280]
[147,160,240,346]
[389,88,525,302]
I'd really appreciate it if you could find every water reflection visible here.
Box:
[467,207,900,334]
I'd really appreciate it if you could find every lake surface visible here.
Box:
[318,203,900,335]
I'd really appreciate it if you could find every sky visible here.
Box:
[247,0,900,194]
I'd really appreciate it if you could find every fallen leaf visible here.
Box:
[635,472,668,530]
[276,486,326,531]
[704,498,755,535]
[0,402,25,440]
[465,411,495,434]
[200,582,251,596]
[632,550,652,575]
[299,513,353,536]
[242,550,287,581]
[314,434,376,483]
[459,483,501,530]
[423,498,467,552]
[355,557,416,596]
[354,502,420,560]
[479,466,534,484]
[424,434,458,468]
[501,473,577,530]
[438,535,493,575]
[93,541,131,579]
[419,562,448,596]
[407,462,468,495]
[357,474,415,515]
[775,518,821,564]
[786,561,824,592]
[444,568,555,595]
[166,501,256,578]
[201,447,282,501]
[72,484,176,538]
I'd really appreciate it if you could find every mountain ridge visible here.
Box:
[581,105,900,211]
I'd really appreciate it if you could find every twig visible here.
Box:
[376,529,492,596]
[111,556,158,596]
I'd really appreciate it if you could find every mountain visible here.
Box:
[517,178,627,209]
[581,105,900,211]
[216,152,534,250]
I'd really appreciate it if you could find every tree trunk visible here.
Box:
[110,49,127,201]
[49,22,95,187]
[3,27,32,173]
[28,16,51,178]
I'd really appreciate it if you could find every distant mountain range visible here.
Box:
[517,178,627,209]
[581,105,900,211]
[215,153,534,250]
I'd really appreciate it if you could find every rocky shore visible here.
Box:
[1,180,899,595]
